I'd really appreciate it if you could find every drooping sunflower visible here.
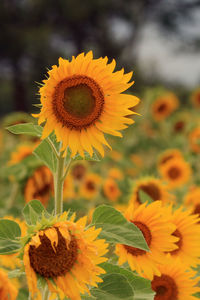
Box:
[33,52,140,157]
[0,268,18,300]
[23,212,108,300]
[115,201,178,280]
[128,177,173,208]
[0,216,27,270]
[184,186,200,220]
[152,93,179,121]
[103,178,121,202]
[151,257,200,300]
[80,173,101,199]
[191,87,200,108]
[159,158,191,189]
[8,143,36,165]
[189,127,200,153]
[157,148,183,172]
[166,206,200,268]
[24,166,53,206]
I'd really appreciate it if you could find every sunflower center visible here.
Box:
[72,164,86,180]
[52,75,104,130]
[193,204,200,219]
[157,103,167,113]
[151,274,178,300]
[86,180,96,191]
[170,229,182,255]
[124,221,152,256]
[33,183,51,198]
[168,167,181,180]
[174,121,185,132]
[136,183,161,203]
[29,229,78,278]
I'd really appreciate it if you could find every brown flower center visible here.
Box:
[157,103,167,113]
[168,167,181,180]
[124,221,152,256]
[151,274,178,300]
[86,180,96,191]
[29,228,78,278]
[193,204,200,216]
[71,164,86,180]
[170,229,182,255]
[52,75,104,130]
[136,183,161,204]
[174,121,185,132]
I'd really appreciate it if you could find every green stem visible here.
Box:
[42,286,50,300]
[61,157,72,181]
[47,137,59,159]
[54,152,65,215]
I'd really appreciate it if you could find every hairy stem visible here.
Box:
[54,152,65,215]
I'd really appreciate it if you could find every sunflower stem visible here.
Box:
[47,136,59,159]
[61,157,72,181]
[42,285,50,300]
[54,152,65,215]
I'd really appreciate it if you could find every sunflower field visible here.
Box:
[0,51,200,300]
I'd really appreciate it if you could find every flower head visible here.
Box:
[152,93,179,121]
[0,268,18,300]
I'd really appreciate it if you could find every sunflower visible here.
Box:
[0,268,18,300]
[189,127,200,153]
[108,168,123,180]
[191,87,200,108]
[33,52,140,157]
[159,158,191,189]
[166,206,200,268]
[109,150,123,161]
[115,201,178,280]
[157,149,183,172]
[151,257,200,300]
[184,186,200,220]
[103,178,121,202]
[0,216,27,270]
[63,174,75,200]
[23,212,108,300]
[130,154,143,168]
[152,93,179,121]
[24,166,53,206]
[71,161,87,181]
[128,177,173,208]
[79,173,101,200]
[8,143,36,165]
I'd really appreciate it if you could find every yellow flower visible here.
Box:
[189,127,200,153]
[108,168,123,180]
[157,148,183,171]
[152,93,179,121]
[115,201,178,280]
[184,186,200,219]
[128,177,173,208]
[151,257,200,300]
[103,178,121,202]
[71,161,87,181]
[0,268,18,300]
[166,206,200,268]
[191,87,200,108]
[0,216,27,270]
[23,212,108,300]
[24,166,53,206]
[8,143,36,165]
[80,173,101,199]
[33,52,140,157]
[159,158,191,189]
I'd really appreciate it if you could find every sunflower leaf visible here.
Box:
[100,263,155,300]
[23,200,49,225]
[73,151,101,162]
[0,219,21,254]
[138,190,153,204]
[6,123,43,137]
[91,205,149,251]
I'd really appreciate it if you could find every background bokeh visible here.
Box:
[1,0,200,117]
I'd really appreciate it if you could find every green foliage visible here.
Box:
[73,151,101,162]
[6,123,43,137]
[0,219,21,254]
[101,263,155,300]
[23,199,50,226]
[138,190,153,204]
[92,205,149,251]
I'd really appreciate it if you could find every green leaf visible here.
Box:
[90,273,134,300]
[0,219,21,254]
[6,123,43,137]
[101,263,155,300]
[92,205,149,251]
[33,139,57,173]
[138,190,153,204]
[73,151,101,162]
[23,200,49,225]
[0,163,27,181]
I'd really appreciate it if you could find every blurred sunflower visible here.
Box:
[23,212,108,300]
[184,186,200,219]
[108,167,123,180]
[191,87,200,108]
[0,216,26,270]
[128,177,173,208]
[115,201,178,280]
[103,178,121,202]
[152,93,179,121]
[189,127,200,153]
[33,51,140,157]
[151,257,200,300]
[109,150,123,161]
[159,158,191,189]
[166,206,200,268]
[8,143,36,165]
[71,161,87,181]
[24,166,53,206]
[63,174,75,200]
[157,149,183,171]
[0,268,18,300]
[130,154,143,168]
[80,173,101,199]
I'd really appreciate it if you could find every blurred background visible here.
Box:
[1,0,200,117]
